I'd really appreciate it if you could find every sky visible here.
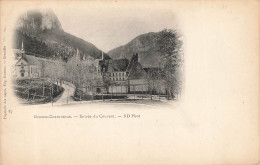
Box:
[51,2,178,53]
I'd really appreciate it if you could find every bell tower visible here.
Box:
[21,40,25,54]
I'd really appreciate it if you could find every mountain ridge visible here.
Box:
[107,32,163,67]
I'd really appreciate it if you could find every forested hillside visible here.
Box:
[13,9,110,61]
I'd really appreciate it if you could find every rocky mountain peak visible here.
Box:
[14,8,110,61]
[16,8,63,31]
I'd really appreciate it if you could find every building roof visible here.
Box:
[125,53,147,79]
[23,54,41,65]
[16,54,59,66]
[15,54,41,66]
[127,62,147,79]
[126,53,138,72]
[98,53,159,80]
[99,59,129,72]
[98,60,109,72]
[98,53,148,80]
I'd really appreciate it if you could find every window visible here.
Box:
[96,88,101,93]
[21,73,24,77]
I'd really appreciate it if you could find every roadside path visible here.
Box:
[39,83,75,106]
[54,83,75,105]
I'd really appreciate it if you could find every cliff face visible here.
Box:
[14,9,110,61]
[108,32,163,67]
[41,9,63,30]
[16,9,63,31]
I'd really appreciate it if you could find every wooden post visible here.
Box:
[167,89,169,100]
[51,85,53,106]
[125,85,127,97]
[33,91,37,102]
[52,84,54,95]
[111,86,113,100]
[151,89,152,100]
[158,85,160,101]
[92,87,94,102]
[27,88,30,101]
[67,89,69,104]
[134,85,135,100]
[141,86,143,100]
[146,87,148,98]
[42,83,45,96]
[116,85,117,96]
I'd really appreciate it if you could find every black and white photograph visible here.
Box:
[12,7,183,106]
[1,1,259,165]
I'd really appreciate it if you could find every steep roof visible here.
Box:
[108,59,129,72]
[125,53,147,79]
[99,59,129,72]
[16,54,60,66]
[126,53,138,72]
[15,54,41,66]
[23,54,41,65]
[98,60,109,72]
[127,62,147,79]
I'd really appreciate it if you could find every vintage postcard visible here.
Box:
[0,0,259,165]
